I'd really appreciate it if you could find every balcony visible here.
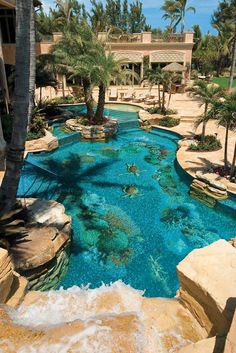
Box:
[98,31,193,44]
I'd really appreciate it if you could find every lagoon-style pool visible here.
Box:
[18,105,236,297]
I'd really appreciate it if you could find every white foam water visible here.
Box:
[4,281,191,353]
[9,281,144,328]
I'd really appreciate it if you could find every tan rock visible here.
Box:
[21,198,71,233]
[178,337,225,353]
[207,186,227,196]
[25,130,58,152]
[10,226,70,271]
[177,240,236,336]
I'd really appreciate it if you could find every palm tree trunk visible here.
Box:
[94,84,106,123]
[230,142,236,179]
[158,83,161,109]
[82,78,94,120]
[0,0,35,215]
[228,28,236,91]
[39,86,42,105]
[224,122,230,170]
[201,103,208,142]
[161,88,165,113]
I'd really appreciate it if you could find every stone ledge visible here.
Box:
[66,118,118,140]
[25,130,58,153]
[177,240,236,336]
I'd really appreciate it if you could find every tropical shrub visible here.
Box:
[27,108,47,140]
[45,94,84,106]
[188,135,222,151]
[147,107,177,115]
[158,116,180,127]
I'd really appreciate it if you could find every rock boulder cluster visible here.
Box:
[190,171,228,207]
[66,118,118,140]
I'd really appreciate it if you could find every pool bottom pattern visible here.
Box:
[18,127,236,297]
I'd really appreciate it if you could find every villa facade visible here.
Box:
[0,1,194,99]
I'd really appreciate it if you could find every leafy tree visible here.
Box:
[89,0,107,33]
[192,24,202,51]
[213,92,236,170]
[187,81,224,142]
[121,0,129,32]
[213,0,236,90]
[161,0,196,33]
[128,0,146,33]
[36,54,57,105]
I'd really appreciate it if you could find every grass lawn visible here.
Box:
[212,76,236,88]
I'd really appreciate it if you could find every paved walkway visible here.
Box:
[152,119,236,194]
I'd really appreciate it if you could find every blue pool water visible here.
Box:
[18,107,236,297]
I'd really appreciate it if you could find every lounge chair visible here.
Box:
[122,88,135,101]
[109,87,118,101]
[144,97,159,106]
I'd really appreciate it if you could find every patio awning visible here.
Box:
[162,62,187,72]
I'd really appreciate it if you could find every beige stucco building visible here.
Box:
[0,1,194,99]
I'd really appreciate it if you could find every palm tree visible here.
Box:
[0,0,36,214]
[187,81,224,142]
[36,54,57,105]
[161,0,196,33]
[92,48,139,123]
[53,22,98,120]
[144,67,162,109]
[230,141,236,179]
[214,92,236,170]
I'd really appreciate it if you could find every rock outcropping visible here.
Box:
[66,118,118,140]
[0,248,28,307]
[25,130,58,152]
[190,171,228,207]
[9,199,71,291]
[177,240,236,336]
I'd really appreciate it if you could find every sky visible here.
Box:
[41,0,220,34]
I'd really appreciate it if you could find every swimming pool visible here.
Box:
[18,107,236,297]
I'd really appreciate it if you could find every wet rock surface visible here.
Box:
[9,199,71,291]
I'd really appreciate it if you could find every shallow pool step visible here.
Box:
[58,132,80,146]
[118,120,139,129]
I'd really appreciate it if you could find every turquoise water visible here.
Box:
[18,106,236,297]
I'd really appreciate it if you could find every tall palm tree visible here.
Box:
[230,141,236,179]
[187,81,224,142]
[144,67,162,109]
[161,0,196,33]
[53,22,98,120]
[0,0,36,214]
[92,48,139,123]
[214,92,236,170]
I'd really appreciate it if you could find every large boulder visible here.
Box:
[177,240,236,336]
[9,199,72,291]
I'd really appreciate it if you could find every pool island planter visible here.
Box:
[66,118,118,141]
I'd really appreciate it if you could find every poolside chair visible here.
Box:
[144,97,159,106]
[122,87,135,101]
[109,87,118,101]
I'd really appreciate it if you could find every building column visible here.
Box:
[141,61,144,81]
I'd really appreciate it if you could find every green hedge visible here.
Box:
[189,135,222,151]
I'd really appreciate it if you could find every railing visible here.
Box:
[108,33,142,43]
[152,33,185,43]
